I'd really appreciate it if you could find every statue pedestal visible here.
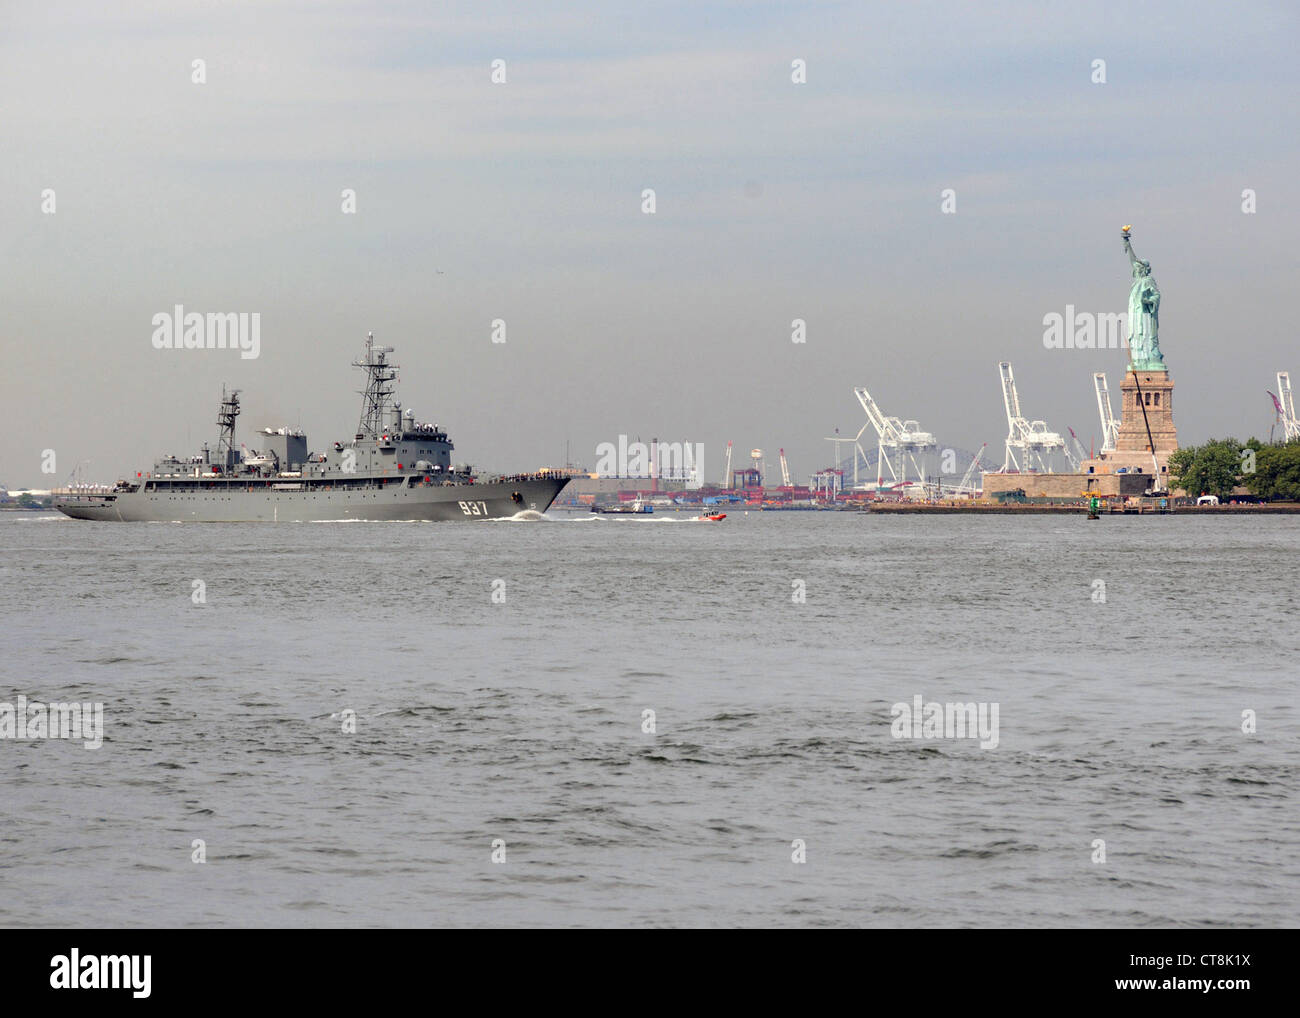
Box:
[1116,369,1177,454]
[1080,369,1178,483]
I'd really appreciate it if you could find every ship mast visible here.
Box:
[354,332,399,440]
[216,386,241,471]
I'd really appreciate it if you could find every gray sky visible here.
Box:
[3,0,1298,487]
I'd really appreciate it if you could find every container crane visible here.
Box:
[1066,427,1089,470]
[853,387,936,492]
[998,362,1066,472]
[1094,373,1119,453]
[778,448,792,487]
[1270,371,1300,442]
[954,443,986,497]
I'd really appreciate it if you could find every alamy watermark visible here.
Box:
[594,435,703,483]
[890,695,999,749]
[151,305,260,359]
[1,695,103,749]
[50,950,150,998]
[1043,306,1127,350]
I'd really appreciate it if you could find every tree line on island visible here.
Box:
[1168,438,1300,502]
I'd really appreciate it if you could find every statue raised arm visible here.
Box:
[1122,229,1142,268]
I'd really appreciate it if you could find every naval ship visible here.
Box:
[55,334,568,522]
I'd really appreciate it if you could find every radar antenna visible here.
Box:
[216,386,242,471]
[354,331,399,439]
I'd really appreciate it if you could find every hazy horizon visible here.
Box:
[3,0,1298,487]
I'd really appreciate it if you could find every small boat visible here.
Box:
[696,512,727,521]
[591,497,653,515]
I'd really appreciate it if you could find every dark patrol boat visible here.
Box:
[56,334,568,522]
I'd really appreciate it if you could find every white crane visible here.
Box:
[721,440,733,488]
[1066,427,1089,470]
[854,387,937,492]
[954,443,986,497]
[1094,372,1119,453]
[1271,371,1300,442]
[778,448,792,487]
[998,362,1067,473]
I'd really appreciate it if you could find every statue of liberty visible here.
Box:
[1121,226,1165,370]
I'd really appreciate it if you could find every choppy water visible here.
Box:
[1,509,1296,927]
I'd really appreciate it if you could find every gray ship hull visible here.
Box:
[56,477,568,523]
